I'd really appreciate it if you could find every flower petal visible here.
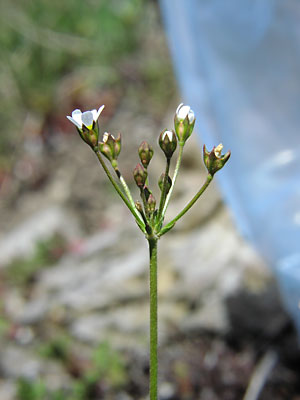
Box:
[81,111,94,129]
[102,132,109,143]
[71,109,83,126]
[163,130,173,141]
[176,103,183,115]
[214,143,223,158]
[67,115,82,129]
[72,109,82,116]
[95,105,105,121]
[177,105,190,120]
[91,109,98,121]
[188,109,195,124]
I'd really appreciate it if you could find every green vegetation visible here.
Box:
[0,0,144,159]
[38,334,70,362]
[0,315,10,338]
[17,380,47,400]
[17,342,127,400]
[91,341,127,387]
[0,0,176,178]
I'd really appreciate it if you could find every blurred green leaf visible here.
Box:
[17,379,46,400]
[0,0,144,159]
[91,341,127,387]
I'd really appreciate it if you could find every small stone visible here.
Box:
[17,298,48,324]
[115,392,134,400]
[159,382,176,400]
[4,290,26,323]
[14,327,34,345]
[182,296,229,333]
[0,380,16,400]
[43,361,71,391]
[0,206,80,267]
[0,346,42,379]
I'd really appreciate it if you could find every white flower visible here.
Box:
[162,130,173,141]
[214,143,223,158]
[176,103,195,124]
[67,105,105,130]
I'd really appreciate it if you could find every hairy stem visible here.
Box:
[114,166,144,225]
[161,143,184,218]
[95,151,145,232]
[157,158,170,224]
[148,237,158,400]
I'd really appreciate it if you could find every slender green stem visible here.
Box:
[95,151,145,232]
[157,158,170,223]
[114,166,142,218]
[159,174,213,237]
[145,172,150,187]
[148,237,158,400]
[142,213,153,235]
[161,143,184,218]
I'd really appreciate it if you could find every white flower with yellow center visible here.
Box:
[67,105,105,131]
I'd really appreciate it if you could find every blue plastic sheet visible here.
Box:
[160,0,300,336]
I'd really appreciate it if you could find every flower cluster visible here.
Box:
[67,102,230,236]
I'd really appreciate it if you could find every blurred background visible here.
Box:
[0,1,299,399]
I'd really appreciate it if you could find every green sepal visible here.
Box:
[203,144,231,176]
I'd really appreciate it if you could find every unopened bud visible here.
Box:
[158,129,177,159]
[135,201,144,214]
[99,132,121,164]
[174,103,195,144]
[143,186,152,201]
[147,194,156,213]
[133,163,148,187]
[138,141,154,168]
[203,143,231,176]
[158,173,172,194]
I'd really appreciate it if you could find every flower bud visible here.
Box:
[138,141,154,168]
[143,185,152,201]
[83,127,98,148]
[147,194,156,213]
[158,129,177,159]
[135,201,144,214]
[158,173,172,194]
[203,143,231,176]
[174,103,195,144]
[99,132,121,165]
[133,163,148,188]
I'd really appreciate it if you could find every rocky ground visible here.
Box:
[1,98,300,400]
